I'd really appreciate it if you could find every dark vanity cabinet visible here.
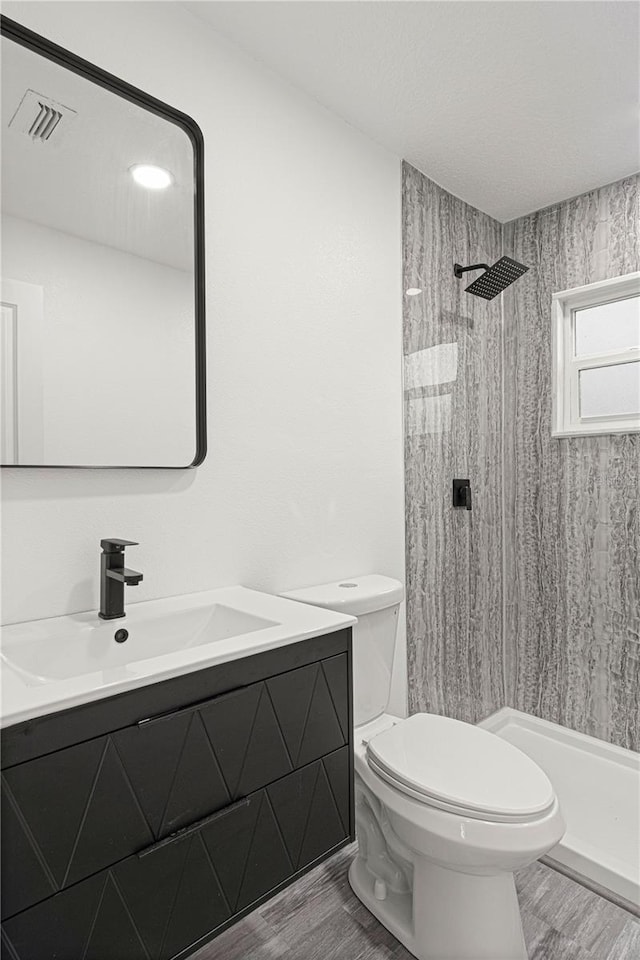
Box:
[1,630,353,960]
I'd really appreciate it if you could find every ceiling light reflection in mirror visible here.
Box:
[130,163,174,190]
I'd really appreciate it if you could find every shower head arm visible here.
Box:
[454,262,490,279]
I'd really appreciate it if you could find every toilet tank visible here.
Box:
[281,575,404,726]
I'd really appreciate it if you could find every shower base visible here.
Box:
[480,708,640,915]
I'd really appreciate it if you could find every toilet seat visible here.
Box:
[366,713,555,823]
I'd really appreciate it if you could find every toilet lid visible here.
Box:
[366,714,555,821]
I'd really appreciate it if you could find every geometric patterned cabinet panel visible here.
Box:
[2,747,350,960]
[1,654,349,920]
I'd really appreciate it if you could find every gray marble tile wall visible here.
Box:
[403,162,505,723]
[503,175,640,751]
[404,166,639,749]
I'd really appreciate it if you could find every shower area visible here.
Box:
[402,163,639,911]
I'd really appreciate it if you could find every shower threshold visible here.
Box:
[479,708,640,916]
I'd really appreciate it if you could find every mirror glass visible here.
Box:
[1,26,205,467]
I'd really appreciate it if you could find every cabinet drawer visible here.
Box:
[1,653,349,919]
[1,747,350,960]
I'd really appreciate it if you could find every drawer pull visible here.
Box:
[138,796,253,858]
[137,683,251,726]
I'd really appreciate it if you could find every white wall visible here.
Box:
[3,215,195,466]
[0,2,407,713]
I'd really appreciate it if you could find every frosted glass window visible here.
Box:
[553,273,640,436]
[579,362,640,418]
[575,296,640,356]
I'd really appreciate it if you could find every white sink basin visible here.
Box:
[0,585,356,728]
[2,603,278,685]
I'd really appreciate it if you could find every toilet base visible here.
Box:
[349,853,528,960]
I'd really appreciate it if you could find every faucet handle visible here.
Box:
[101,538,138,553]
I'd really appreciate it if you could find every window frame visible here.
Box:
[551,272,640,438]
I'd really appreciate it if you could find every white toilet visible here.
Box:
[283,575,565,960]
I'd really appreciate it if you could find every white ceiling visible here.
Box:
[2,36,194,271]
[186,0,640,221]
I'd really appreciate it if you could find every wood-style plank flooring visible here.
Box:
[192,845,640,960]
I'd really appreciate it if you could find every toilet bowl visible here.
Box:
[282,576,565,960]
[352,713,564,960]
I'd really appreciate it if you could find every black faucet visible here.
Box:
[99,539,143,620]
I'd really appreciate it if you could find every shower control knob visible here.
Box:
[453,479,472,511]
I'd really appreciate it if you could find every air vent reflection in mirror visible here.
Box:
[8,88,76,143]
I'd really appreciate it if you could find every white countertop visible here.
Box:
[0,586,355,729]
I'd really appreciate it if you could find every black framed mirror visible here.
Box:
[0,17,206,468]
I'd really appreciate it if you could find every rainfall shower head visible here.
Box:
[454,257,529,300]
